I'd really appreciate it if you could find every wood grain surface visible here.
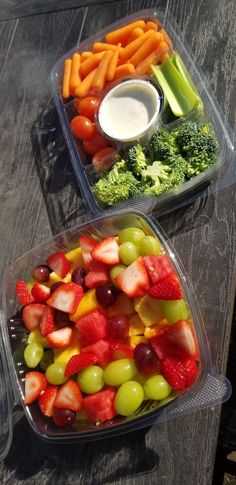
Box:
[0,0,235,483]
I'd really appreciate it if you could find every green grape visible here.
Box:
[144,374,172,400]
[24,342,44,368]
[118,227,145,247]
[110,264,126,288]
[28,329,49,348]
[139,236,162,256]
[39,349,54,371]
[103,358,137,386]
[161,299,189,324]
[46,362,67,385]
[115,381,144,416]
[77,365,104,394]
[119,242,139,265]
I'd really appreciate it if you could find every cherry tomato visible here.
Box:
[76,96,101,122]
[83,134,109,155]
[70,115,95,140]
[92,147,117,172]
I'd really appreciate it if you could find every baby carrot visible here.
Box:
[93,42,117,53]
[91,50,113,90]
[125,27,144,44]
[75,67,97,98]
[129,31,164,66]
[135,41,169,75]
[80,52,106,78]
[113,63,135,80]
[106,43,121,81]
[80,51,93,61]
[120,30,154,60]
[157,41,169,62]
[105,19,145,46]
[69,53,81,95]
[144,20,159,32]
[62,59,72,99]
[160,28,173,49]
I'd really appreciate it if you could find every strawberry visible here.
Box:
[22,303,46,331]
[31,283,51,303]
[161,357,187,390]
[24,371,47,405]
[76,310,108,343]
[150,332,187,360]
[46,327,73,349]
[54,380,83,412]
[85,260,109,288]
[148,273,182,300]
[16,280,34,306]
[79,236,98,269]
[47,282,83,313]
[143,254,174,285]
[184,359,199,387]
[65,353,98,377]
[39,306,55,336]
[81,340,111,367]
[92,237,120,266]
[165,320,198,358]
[46,251,70,278]
[38,385,58,416]
[115,257,149,298]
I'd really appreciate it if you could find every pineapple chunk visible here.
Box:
[134,294,164,327]
[54,345,80,363]
[128,335,148,348]
[128,313,145,336]
[48,271,72,286]
[65,247,84,271]
[26,280,35,291]
[70,289,101,321]
[144,320,170,338]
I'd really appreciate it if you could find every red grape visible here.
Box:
[134,343,160,375]
[108,315,129,339]
[72,268,87,290]
[32,265,51,283]
[96,283,117,307]
[52,408,76,428]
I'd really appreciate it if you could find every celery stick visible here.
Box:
[170,52,203,111]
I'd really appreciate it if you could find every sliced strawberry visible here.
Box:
[92,237,120,266]
[85,260,109,288]
[148,273,182,300]
[31,283,51,303]
[38,385,58,416]
[24,371,47,405]
[79,236,98,269]
[65,353,98,377]
[47,282,83,313]
[184,358,199,387]
[54,380,83,412]
[46,327,73,349]
[22,303,46,331]
[81,340,111,367]
[150,332,188,360]
[76,310,108,343]
[16,280,34,306]
[109,341,134,360]
[115,257,149,298]
[165,320,198,358]
[143,254,175,285]
[46,251,70,278]
[161,357,187,390]
[83,387,116,423]
[39,306,55,336]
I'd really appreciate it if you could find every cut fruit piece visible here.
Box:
[79,235,98,269]
[54,380,83,412]
[22,303,47,331]
[92,237,120,266]
[144,320,170,339]
[53,332,81,364]
[134,294,164,327]
[143,254,174,285]
[76,310,108,343]
[24,371,47,405]
[31,283,51,303]
[128,335,148,348]
[46,251,71,278]
[127,313,145,336]
[83,387,116,423]
[161,357,187,390]
[16,280,34,306]
[47,282,84,314]
[115,257,149,298]
[149,273,183,300]
[69,288,102,321]
[150,331,189,361]
[65,246,84,271]
[39,306,55,337]
[165,320,198,358]
[109,341,134,360]
[48,271,71,286]
[65,353,98,376]
[81,339,111,367]
[38,385,58,416]
[85,260,109,288]
[107,293,134,317]
[46,327,73,349]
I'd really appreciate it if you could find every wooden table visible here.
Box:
[0,0,235,483]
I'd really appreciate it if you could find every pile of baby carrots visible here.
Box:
[62,18,173,99]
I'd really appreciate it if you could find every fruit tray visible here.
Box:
[50,8,234,215]
[0,210,231,458]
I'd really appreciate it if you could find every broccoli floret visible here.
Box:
[92,161,142,207]
[174,121,199,153]
[148,129,178,161]
[141,157,186,196]
[126,144,148,176]
[185,151,218,178]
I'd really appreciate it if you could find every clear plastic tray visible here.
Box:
[50,8,234,215]
[0,210,231,460]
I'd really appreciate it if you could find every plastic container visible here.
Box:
[50,8,234,215]
[1,209,231,460]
